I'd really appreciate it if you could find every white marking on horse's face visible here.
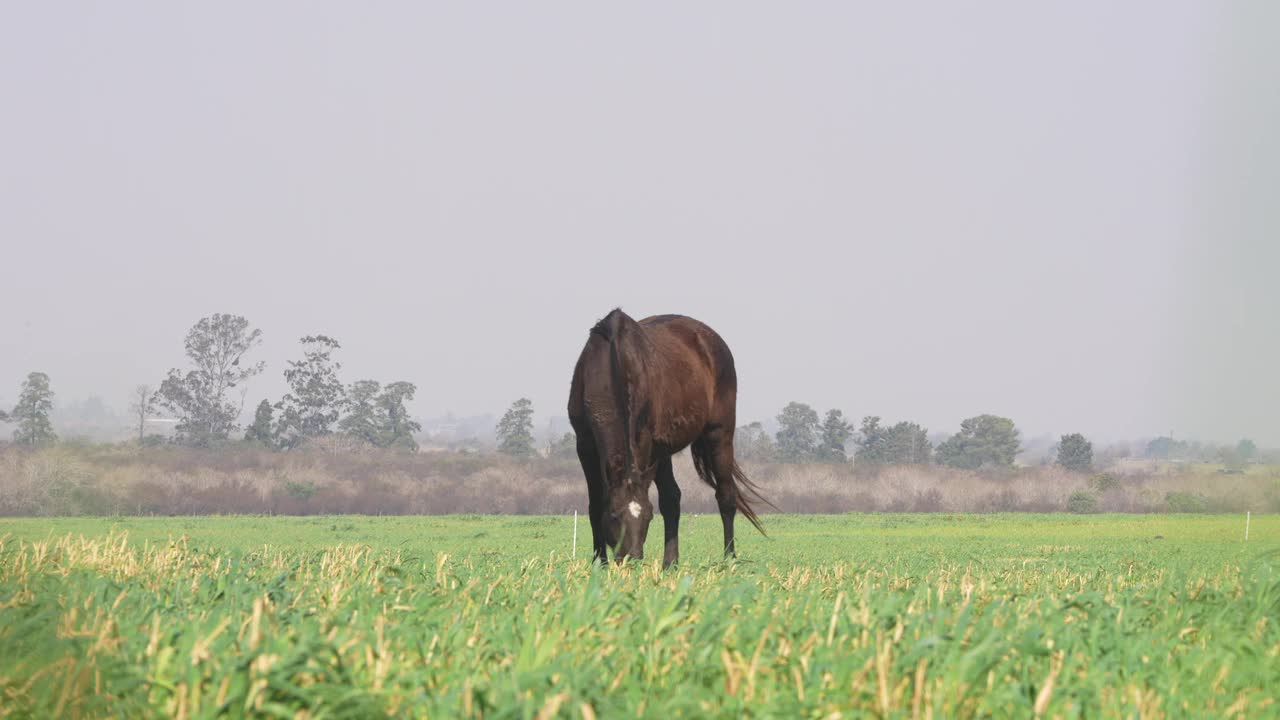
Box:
[628,501,642,518]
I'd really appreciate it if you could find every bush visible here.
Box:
[1088,473,1120,493]
[285,479,318,502]
[1165,491,1209,513]
[1067,491,1098,514]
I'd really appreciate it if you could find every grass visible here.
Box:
[1,514,1276,718]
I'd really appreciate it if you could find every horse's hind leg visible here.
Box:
[655,455,681,568]
[697,429,740,558]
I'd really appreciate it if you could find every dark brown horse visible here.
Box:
[567,309,770,566]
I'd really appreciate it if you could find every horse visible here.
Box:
[566,308,770,567]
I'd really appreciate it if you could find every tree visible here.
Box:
[244,399,276,448]
[1145,436,1186,460]
[154,314,264,446]
[935,414,1020,470]
[11,372,56,446]
[817,409,853,463]
[886,421,932,464]
[855,416,933,466]
[128,385,155,443]
[775,402,820,462]
[377,381,421,451]
[275,335,345,449]
[338,380,382,446]
[337,380,421,450]
[496,398,536,456]
[854,416,890,465]
[1219,445,1248,473]
[1056,433,1093,472]
[1236,438,1257,463]
[550,432,577,459]
[735,421,777,462]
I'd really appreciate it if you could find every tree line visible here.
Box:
[169,317,420,450]
[0,313,561,458]
[1,313,1263,472]
[736,402,1031,470]
[104,314,421,451]
[506,398,1083,472]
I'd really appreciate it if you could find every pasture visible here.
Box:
[1,513,1276,718]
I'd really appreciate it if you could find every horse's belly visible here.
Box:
[652,411,706,455]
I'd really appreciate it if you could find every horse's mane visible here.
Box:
[591,309,640,485]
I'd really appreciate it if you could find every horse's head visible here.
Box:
[606,474,653,562]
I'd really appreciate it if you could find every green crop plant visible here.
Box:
[0,514,1276,718]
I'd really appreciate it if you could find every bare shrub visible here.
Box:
[302,434,377,456]
[1,442,1276,516]
[911,488,946,512]
[981,488,1021,512]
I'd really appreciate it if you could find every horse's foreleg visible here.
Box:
[655,455,681,568]
[575,430,610,564]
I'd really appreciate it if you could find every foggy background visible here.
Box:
[1,3,1275,446]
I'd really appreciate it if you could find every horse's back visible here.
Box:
[634,314,738,449]
[640,314,737,391]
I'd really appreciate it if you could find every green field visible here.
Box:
[1,514,1276,718]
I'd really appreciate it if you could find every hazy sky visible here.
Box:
[1,3,1275,444]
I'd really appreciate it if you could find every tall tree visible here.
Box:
[496,398,536,456]
[550,432,577,459]
[854,416,890,465]
[1055,433,1094,472]
[275,335,345,448]
[817,409,853,463]
[935,414,1021,470]
[244,399,277,448]
[11,372,57,446]
[128,385,155,443]
[338,380,382,446]
[1144,436,1186,460]
[338,380,421,450]
[735,421,777,462]
[775,402,820,462]
[377,381,421,451]
[154,314,264,446]
[855,417,933,466]
[1218,445,1247,473]
[886,421,932,464]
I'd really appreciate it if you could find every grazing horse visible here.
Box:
[567,309,770,566]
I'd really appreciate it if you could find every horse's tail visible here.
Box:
[690,440,774,536]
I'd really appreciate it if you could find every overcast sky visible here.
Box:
[1,3,1276,444]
